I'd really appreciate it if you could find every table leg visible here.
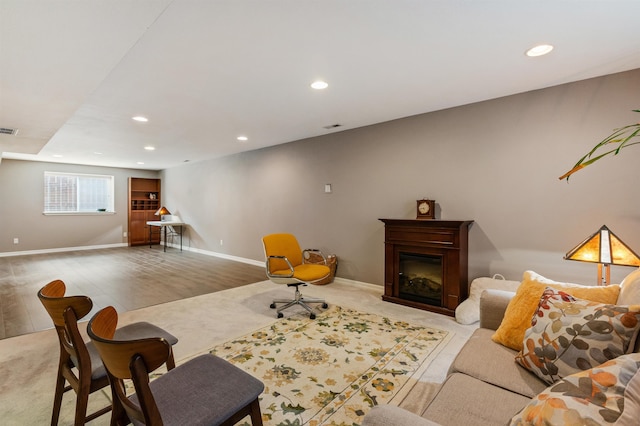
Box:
[163,226,167,252]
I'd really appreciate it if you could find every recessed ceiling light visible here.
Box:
[144,146,155,151]
[137,161,145,165]
[132,116,149,122]
[53,154,63,158]
[237,136,248,141]
[94,152,103,155]
[526,44,554,57]
[311,80,329,90]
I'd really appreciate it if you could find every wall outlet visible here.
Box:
[13,238,19,244]
[220,239,223,246]
[123,231,128,237]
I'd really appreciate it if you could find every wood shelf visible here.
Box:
[128,178,161,246]
[130,199,160,211]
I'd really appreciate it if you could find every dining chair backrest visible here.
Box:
[38,279,111,425]
[88,306,173,425]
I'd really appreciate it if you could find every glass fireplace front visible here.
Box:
[398,252,443,307]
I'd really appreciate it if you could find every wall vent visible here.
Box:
[323,123,342,130]
[0,127,18,135]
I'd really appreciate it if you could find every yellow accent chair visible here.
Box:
[262,233,330,319]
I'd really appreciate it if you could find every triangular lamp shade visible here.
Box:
[565,225,640,267]
[155,206,171,216]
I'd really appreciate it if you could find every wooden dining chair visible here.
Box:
[38,280,178,425]
[88,306,265,426]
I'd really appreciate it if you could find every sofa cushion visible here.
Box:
[479,289,516,330]
[450,328,548,398]
[515,288,640,385]
[510,353,640,425]
[423,372,530,426]
[362,405,441,426]
[455,275,520,325]
[492,270,621,351]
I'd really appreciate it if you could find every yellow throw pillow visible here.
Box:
[491,271,621,351]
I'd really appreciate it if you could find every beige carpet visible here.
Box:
[0,278,476,425]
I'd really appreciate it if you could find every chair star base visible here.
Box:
[270,284,328,319]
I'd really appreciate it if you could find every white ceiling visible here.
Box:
[2,0,640,171]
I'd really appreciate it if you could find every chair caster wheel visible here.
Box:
[270,303,276,309]
[310,313,316,320]
[277,312,283,318]
[322,303,328,309]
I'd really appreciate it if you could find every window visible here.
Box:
[44,172,114,214]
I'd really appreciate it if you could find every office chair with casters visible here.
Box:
[37,280,178,426]
[262,233,330,319]
[87,306,264,426]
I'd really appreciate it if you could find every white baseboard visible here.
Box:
[0,240,261,268]
[0,243,128,258]
[0,241,368,287]
[0,241,293,274]
[165,243,264,267]
[331,276,382,290]
[166,245,376,287]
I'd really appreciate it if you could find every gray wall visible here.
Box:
[0,160,158,252]
[2,70,638,287]
[161,69,640,285]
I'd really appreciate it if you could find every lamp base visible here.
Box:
[597,263,611,286]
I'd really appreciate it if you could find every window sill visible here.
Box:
[43,212,116,216]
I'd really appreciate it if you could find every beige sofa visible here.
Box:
[362,270,640,426]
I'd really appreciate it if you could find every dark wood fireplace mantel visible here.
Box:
[380,219,473,316]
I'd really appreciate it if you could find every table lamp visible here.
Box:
[564,225,640,286]
[155,206,171,221]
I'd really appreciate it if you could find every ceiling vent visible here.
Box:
[323,123,342,130]
[0,127,18,135]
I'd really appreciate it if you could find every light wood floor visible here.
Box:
[0,246,267,340]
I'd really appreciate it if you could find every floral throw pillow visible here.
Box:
[515,287,640,385]
[491,271,619,351]
[510,353,640,425]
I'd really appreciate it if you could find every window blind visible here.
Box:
[44,172,114,213]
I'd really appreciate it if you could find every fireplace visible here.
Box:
[399,253,443,306]
[380,219,473,316]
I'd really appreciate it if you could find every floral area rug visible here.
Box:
[203,305,450,426]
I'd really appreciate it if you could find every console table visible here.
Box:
[379,219,473,316]
[146,221,186,252]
